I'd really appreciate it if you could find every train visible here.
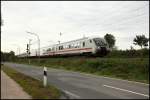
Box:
[18,36,110,58]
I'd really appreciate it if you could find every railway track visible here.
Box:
[19,54,104,59]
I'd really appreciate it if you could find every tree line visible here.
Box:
[104,34,149,58]
[1,51,17,62]
[104,34,149,50]
[1,34,149,62]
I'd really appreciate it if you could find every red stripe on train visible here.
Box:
[44,48,92,55]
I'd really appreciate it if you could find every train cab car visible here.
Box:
[18,36,110,58]
[92,37,109,56]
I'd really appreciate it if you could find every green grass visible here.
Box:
[1,65,60,99]
[13,57,149,84]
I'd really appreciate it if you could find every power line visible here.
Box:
[93,3,148,25]
[99,14,148,31]
[81,7,148,32]
[76,3,148,33]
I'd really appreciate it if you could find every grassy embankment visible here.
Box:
[1,65,60,99]
[13,57,149,84]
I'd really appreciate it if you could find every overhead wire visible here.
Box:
[79,3,148,33]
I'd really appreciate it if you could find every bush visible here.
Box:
[13,57,149,83]
[105,48,149,58]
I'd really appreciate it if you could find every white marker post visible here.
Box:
[43,66,47,87]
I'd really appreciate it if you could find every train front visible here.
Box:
[93,38,110,56]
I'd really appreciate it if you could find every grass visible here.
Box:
[13,57,149,84]
[1,65,61,99]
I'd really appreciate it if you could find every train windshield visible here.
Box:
[93,38,107,46]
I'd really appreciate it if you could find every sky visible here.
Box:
[1,1,149,55]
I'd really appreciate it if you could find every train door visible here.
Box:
[82,41,85,48]
[82,40,89,48]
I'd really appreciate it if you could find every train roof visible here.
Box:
[42,37,89,48]
[41,36,104,48]
[58,37,88,45]
[54,36,104,46]
[18,36,105,55]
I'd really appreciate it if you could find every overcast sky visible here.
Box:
[1,1,149,54]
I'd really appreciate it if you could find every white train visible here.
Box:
[18,36,110,57]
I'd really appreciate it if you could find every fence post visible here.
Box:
[43,66,47,87]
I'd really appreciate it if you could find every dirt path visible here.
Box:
[1,70,31,99]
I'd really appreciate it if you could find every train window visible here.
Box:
[59,46,63,50]
[68,45,71,48]
[90,40,92,43]
[83,42,85,47]
[93,38,107,46]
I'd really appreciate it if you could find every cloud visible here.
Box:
[1,1,149,54]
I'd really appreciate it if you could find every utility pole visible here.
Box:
[28,39,32,64]
[26,31,40,63]
[58,32,62,44]
[26,43,29,61]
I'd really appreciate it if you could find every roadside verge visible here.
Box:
[1,65,60,99]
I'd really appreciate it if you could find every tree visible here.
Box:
[130,46,134,50]
[1,51,16,62]
[130,45,136,57]
[133,35,149,49]
[9,51,15,56]
[104,34,116,49]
